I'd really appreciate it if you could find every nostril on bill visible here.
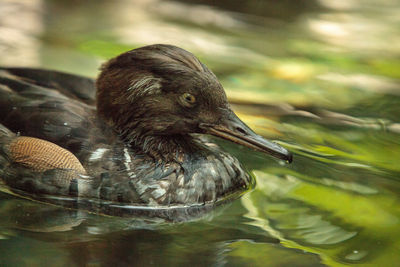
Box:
[236,127,247,135]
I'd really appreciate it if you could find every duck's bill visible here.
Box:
[199,112,293,163]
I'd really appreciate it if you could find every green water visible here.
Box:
[0,0,399,266]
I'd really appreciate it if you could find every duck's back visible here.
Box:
[0,67,97,156]
[0,67,96,104]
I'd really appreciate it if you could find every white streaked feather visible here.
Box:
[123,147,132,173]
[88,148,109,162]
[128,76,162,97]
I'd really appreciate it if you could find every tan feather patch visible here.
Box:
[9,137,86,175]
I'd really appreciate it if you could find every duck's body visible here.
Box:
[0,45,291,217]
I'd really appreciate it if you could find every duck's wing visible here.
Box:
[0,67,96,104]
[0,125,102,211]
[0,68,96,156]
[0,125,87,196]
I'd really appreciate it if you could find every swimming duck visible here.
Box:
[0,44,291,217]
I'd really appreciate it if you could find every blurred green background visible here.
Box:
[0,0,399,266]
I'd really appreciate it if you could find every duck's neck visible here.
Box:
[96,117,199,162]
[122,130,198,162]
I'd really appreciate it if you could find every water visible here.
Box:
[0,0,399,266]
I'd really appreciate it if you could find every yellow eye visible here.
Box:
[180,93,196,107]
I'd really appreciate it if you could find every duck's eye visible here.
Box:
[180,93,196,107]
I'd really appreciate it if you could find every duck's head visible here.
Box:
[96,44,292,162]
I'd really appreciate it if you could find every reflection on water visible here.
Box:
[0,0,399,266]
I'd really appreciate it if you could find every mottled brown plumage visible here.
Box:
[0,44,291,219]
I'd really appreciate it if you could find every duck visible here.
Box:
[0,44,292,218]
